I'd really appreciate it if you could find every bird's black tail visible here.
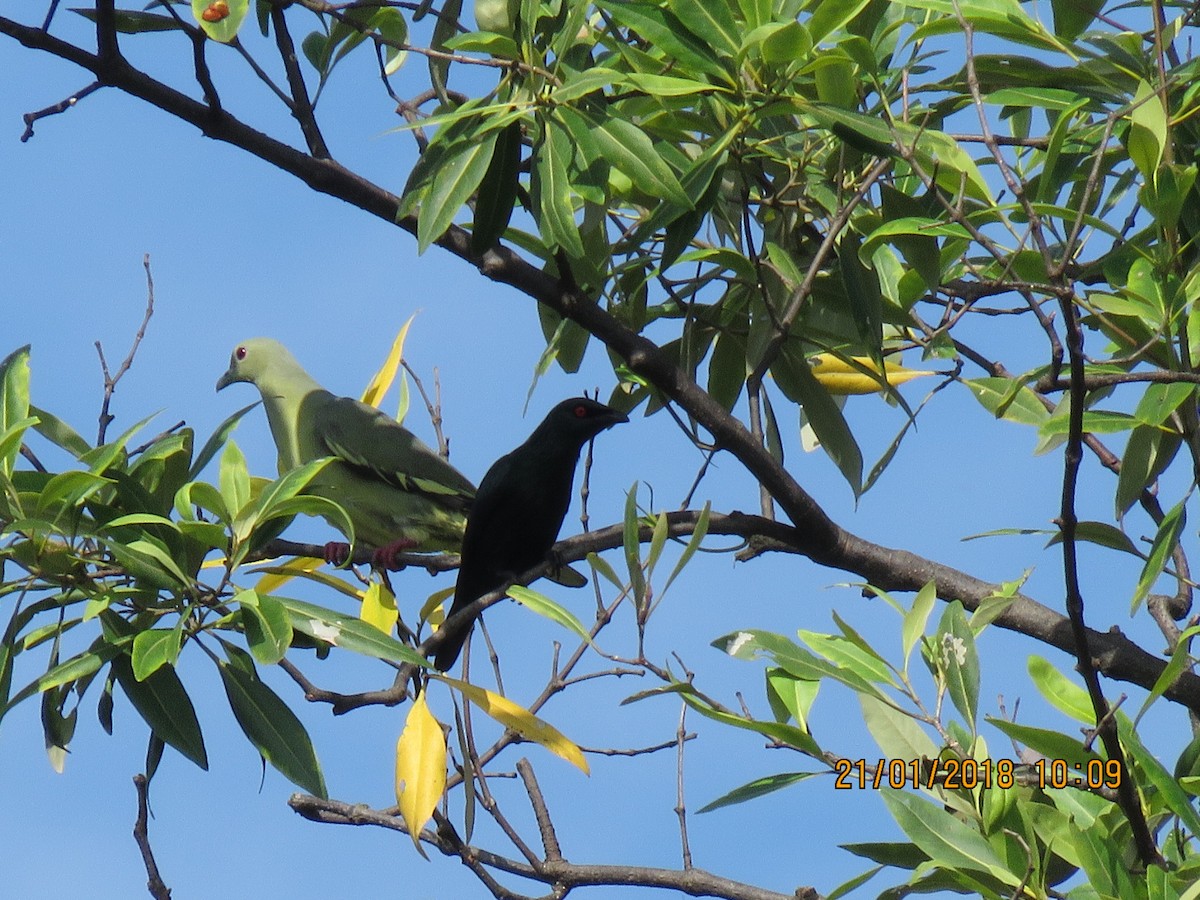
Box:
[431,614,473,671]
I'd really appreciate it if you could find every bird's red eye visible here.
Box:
[235,346,247,361]
[573,404,588,418]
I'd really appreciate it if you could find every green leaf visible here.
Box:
[192,0,250,43]
[233,457,344,545]
[217,658,327,797]
[666,0,739,57]
[587,552,625,590]
[0,345,31,479]
[558,108,691,208]
[471,121,523,255]
[881,790,1020,887]
[190,400,259,480]
[771,346,862,495]
[965,377,1049,425]
[274,595,430,667]
[532,119,584,258]
[1116,425,1180,517]
[1133,381,1195,427]
[131,629,182,681]
[797,626,896,687]
[986,718,1100,769]
[717,629,887,701]
[598,0,731,84]
[673,684,823,755]
[1136,624,1200,725]
[418,130,501,253]
[100,536,190,592]
[1028,656,1094,724]
[935,601,979,732]
[860,694,939,763]
[808,0,873,43]
[706,329,746,412]
[1050,0,1102,41]
[507,585,599,652]
[113,654,208,770]
[29,404,91,458]
[69,7,185,33]
[902,582,937,671]
[0,416,39,483]
[697,771,815,813]
[7,639,122,713]
[1128,80,1167,180]
[219,439,251,519]
[1131,498,1186,613]
[1121,720,1200,838]
[238,590,293,666]
[623,484,647,610]
[662,503,709,596]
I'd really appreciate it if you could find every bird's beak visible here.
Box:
[215,368,237,392]
[602,409,630,429]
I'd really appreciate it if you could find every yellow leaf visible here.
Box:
[360,314,416,409]
[250,563,366,600]
[421,585,455,629]
[436,675,590,774]
[395,690,447,857]
[809,353,933,396]
[253,556,326,594]
[360,581,398,635]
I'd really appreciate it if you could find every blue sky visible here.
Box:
[1,6,1193,899]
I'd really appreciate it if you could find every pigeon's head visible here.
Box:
[543,397,629,445]
[216,338,296,391]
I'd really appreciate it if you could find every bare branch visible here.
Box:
[95,254,156,445]
[288,794,816,900]
[132,775,171,900]
[20,80,102,142]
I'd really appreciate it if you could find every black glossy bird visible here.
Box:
[432,397,628,671]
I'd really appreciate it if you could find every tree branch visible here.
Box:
[288,794,817,900]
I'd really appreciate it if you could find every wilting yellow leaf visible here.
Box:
[810,353,933,395]
[395,690,446,857]
[253,556,325,594]
[421,585,455,629]
[437,676,590,774]
[251,562,366,600]
[361,315,416,409]
[360,582,398,635]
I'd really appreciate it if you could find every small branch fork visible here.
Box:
[95,253,156,445]
[288,794,816,900]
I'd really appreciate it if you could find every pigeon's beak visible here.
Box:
[215,368,237,392]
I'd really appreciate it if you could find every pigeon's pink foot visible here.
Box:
[371,538,420,570]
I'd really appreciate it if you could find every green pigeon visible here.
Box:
[216,337,474,567]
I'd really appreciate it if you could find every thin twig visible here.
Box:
[95,254,156,446]
[516,758,561,862]
[132,774,171,900]
[20,80,102,142]
[675,701,692,869]
[270,3,329,158]
[400,360,449,457]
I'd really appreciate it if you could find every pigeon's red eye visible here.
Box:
[573,404,588,418]
[235,346,247,361]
